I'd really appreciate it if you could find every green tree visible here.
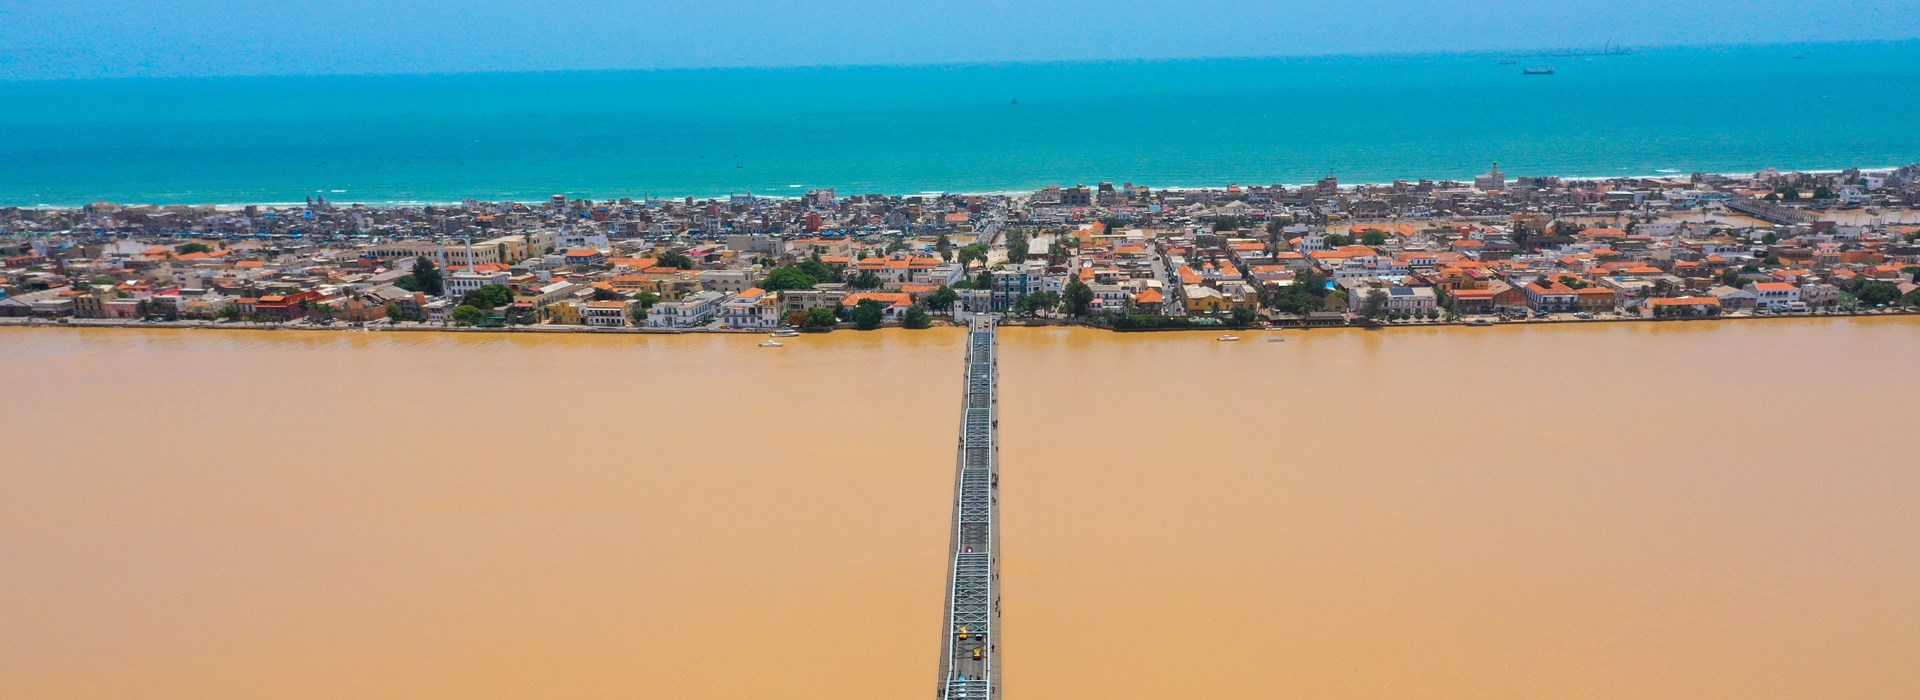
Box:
[796,257,842,284]
[1005,231,1029,263]
[1856,283,1900,306]
[958,243,989,271]
[903,306,932,329]
[451,304,485,325]
[804,306,838,330]
[1047,237,1074,265]
[1062,280,1095,317]
[1361,289,1389,322]
[657,251,696,269]
[410,257,444,296]
[924,287,960,313]
[1230,305,1257,327]
[1359,230,1388,247]
[461,284,513,309]
[762,267,819,292]
[384,303,404,322]
[1031,290,1061,316]
[634,290,661,308]
[851,299,886,330]
[175,242,213,255]
[849,270,883,290]
[394,275,422,292]
[935,234,953,262]
[1265,269,1332,316]
[1323,233,1352,247]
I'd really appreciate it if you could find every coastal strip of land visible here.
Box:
[5,164,1920,333]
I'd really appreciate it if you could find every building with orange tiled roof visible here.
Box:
[1523,279,1579,312]
[841,291,914,321]
[1643,296,1720,318]
[1744,281,1800,310]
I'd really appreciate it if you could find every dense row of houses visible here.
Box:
[6,164,1920,329]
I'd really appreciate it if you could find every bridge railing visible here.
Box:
[942,320,998,700]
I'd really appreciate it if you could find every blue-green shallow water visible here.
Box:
[2,41,1917,206]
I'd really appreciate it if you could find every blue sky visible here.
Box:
[1,0,1916,80]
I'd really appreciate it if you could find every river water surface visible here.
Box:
[4,319,1918,698]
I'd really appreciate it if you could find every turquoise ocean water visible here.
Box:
[1,41,1916,206]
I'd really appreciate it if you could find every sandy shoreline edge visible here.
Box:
[5,309,1913,337]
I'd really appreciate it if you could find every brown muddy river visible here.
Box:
[4,319,1918,698]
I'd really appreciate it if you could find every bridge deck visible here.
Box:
[939,318,1000,699]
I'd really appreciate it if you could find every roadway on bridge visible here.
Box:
[939,317,1000,699]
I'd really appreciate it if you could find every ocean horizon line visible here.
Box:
[3,37,1912,86]
[7,41,1915,209]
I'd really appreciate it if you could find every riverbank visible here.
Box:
[5,307,1914,337]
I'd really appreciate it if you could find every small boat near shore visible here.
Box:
[1217,335,1240,342]
[1523,67,1556,75]
[1464,318,1494,326]
[770,328,799,337]
[759,341,783,347]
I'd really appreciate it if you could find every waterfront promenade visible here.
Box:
[938,317,1000,699]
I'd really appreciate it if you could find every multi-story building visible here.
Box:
[582,300,631,327]
[446,269,511,299]
[720,288,783,329]
[647,290,727,328]
[1474,162,1507,191]
[696,269,764,296]
[988,263,1050,311]
[512,280,577,312]
[1745,282,1801,309]
[366,240,504,268]
[780,284,849,315]
[1523,280,1579,312]
[1345,282,1438,313]
[563,248,608,267]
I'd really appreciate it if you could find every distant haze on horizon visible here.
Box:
[1,0,1916,81]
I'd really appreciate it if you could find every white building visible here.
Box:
[445,269,510,299]
[1346,283,1438,312]
[1474,162,1506,191]
[1744,282,1801,310]
[720,289,783,329]
[556,231,611,251]
[647,290,728,328]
